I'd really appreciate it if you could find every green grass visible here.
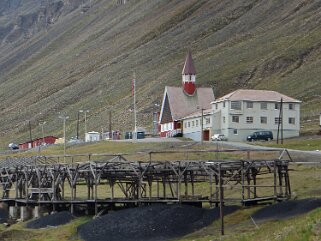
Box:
[2,142,321,240]
[0,216,90,241]
[254,136,321,151]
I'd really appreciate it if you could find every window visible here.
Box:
[261,117,267,124]
[275,103,281,110]
[261,102,267,110]
[223,116,226,123]
[246,101,253,109]
[233,129,238,135]
[223,102,226,108]
[289,117,295,124]
[246,116,253,124]
[215,103,218,109]
[205,117,211,124]
[275,117,282,124]
[196,120,199,127]
[192,121,195,127]
[231,101,241,110]
[188,122,190,128]
[232,116,239,123]
[289,103,295,110]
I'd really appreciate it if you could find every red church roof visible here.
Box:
[182,51,196,75]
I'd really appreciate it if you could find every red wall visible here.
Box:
[19,136,57,150]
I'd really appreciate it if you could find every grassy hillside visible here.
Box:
[0,0,321,148]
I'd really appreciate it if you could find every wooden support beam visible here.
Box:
[219,164,224,236]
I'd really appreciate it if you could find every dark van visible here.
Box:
[247,131,273,142]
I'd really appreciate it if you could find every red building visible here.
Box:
[19,136,58,150]
[159,52,215,138]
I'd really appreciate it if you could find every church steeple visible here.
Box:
[182,51,196,95]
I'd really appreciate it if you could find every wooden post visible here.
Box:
[273,161,277,198]
[278,165,283,196]
[209,174,213,206]
[247,173,251,199]
[184,174,188,197]
[87,180,90,200]
[148,178,152,200]
[219,164,224,236]
[241,161,245,204]
[191,172,195,196]
[162,176,166,198]
[253,169,257,198]
[94,163,98,215]
[111,180,114,200]
[156,180,159,198]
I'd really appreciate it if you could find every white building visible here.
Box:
[85,131,101,142]
[212,89,301,141]
[182,109,213,141]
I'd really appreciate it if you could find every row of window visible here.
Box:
[161,123,173,132]
[184,117,211,129]
[215,101,295,110]
[230,116,296,125]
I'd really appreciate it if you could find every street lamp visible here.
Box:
[59,114,69,159]
[38,121,46,154]
[39,121,46,145]
[153,103,160,136]
[76,110,82,140]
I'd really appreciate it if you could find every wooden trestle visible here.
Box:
[0,149,292,215]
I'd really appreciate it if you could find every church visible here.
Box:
[159,52,215,138]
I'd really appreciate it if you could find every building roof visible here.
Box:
[160,86,214,123]
[182,108,213,119]
[213,89,301,103]
[182,51,196,75]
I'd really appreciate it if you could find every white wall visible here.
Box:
[183,114,212,141]
[212,100,300,141]
[85,132,101,142]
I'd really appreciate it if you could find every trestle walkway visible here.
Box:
[0,149,292,215]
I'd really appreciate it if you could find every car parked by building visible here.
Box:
[247,131,273,142]
[211,134,228,141]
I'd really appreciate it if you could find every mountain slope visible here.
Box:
[0,0,320,146]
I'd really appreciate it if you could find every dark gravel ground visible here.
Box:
[0,208,8,223]
[78,204,239,241]
[25,211,74,229]
[252,198,321,221]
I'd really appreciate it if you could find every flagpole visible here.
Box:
[133,71,137,140]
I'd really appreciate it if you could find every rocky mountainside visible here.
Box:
[0,0,320,146]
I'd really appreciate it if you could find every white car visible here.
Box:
[211,134,228,141]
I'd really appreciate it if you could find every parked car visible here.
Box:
[8,143,19,150]
[247,131,273,142]
[211,134,228,141]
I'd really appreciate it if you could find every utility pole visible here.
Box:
[84,110,89,136]
[109,110,112,139]
[29,120,33,148]
[281,98,284,144]
[133,71,137,140]
[59,114,69,160]
[201,108,204,144]
[38,121,46,153]
[277,98,283,144]
[77,110,81,140]
[39,121,46,145]
[79,110,89,140]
